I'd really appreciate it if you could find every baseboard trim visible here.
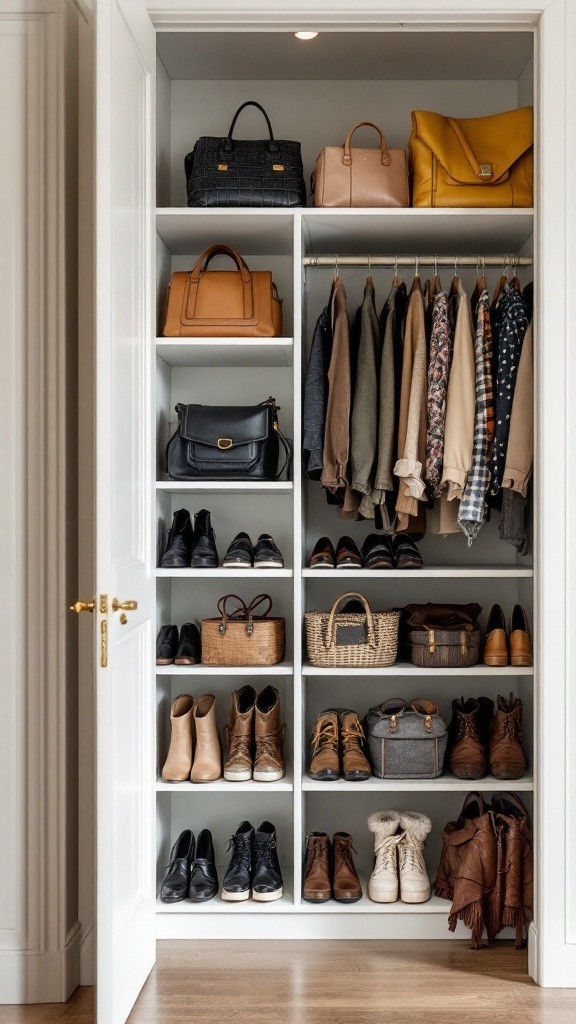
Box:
[528,922,539,983]
[0,923,81,1004]
[79,923,95,986]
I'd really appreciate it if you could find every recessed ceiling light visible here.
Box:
[294,31,319,40]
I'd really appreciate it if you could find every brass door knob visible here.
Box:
[70,599,95,613]
[112,598,138,613]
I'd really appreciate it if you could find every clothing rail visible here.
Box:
[303,255,533,268]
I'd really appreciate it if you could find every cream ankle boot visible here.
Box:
[398,811,432,903]
[191,694,222,782]
[367,810,402,903]
[162,694,194,782]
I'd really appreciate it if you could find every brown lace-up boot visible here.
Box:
[448,697,492,779]
[308,710,340,781]
[223,685,255,782]
[332,832,362,903]
[339,709,371,781]
[303,832,331,903]
[489,693,527,779]
[253,685,285,782]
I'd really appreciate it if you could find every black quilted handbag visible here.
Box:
[185,101,306,208]
[166,398,292,481]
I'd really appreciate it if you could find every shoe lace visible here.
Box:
[497,713,520,741]
[255,725,285,763]
[400,834,423,872]
[335,839,358,866]
[227,730,251,764]
[373,832,403,875]
[341,716,366,754]
[456,715,479,742]
[253,837,276,867]
[227,835,251,868]
[311,716,339,756]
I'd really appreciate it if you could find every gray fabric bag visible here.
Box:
[365,698,448,779]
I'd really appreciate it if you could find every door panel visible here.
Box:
[96,0,156,1022]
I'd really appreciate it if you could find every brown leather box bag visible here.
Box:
[311,122,409,208]
[163,243,283,337]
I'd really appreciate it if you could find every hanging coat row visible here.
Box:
[302,262,533,550]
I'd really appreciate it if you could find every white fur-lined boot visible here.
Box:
[367,810,402,903]
[398,811,432,904]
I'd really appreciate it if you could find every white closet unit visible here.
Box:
[95,2,576,1021]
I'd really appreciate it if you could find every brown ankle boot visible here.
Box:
[489,693,527,779]
[191,694,221,782]
[162,694,194,782]
[448,697,489,779]
[339,709,371,781]
[224,685,255,782]
[254,685,285,782]
[332,832,362,903]
[303,832,331,903]
[309,709,340,781]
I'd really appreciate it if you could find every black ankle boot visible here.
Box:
[221,821,253,902]
[188,829,219,903]
[192,509,219,568]
[252,821,283,902]
[156,624,179,664]
[160,829,195,902]
[174,623,201,665]
[161,509,193,568]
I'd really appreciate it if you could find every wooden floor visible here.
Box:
[2,941,576,1023]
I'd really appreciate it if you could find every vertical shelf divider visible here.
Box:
[292,210,304,905]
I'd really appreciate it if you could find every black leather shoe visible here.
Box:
[253,534,284,569]
[188,829,219,902]
[156,624,178,665]
[160,509,193,568]
[192,509,219,568]
[160,829,195,903]
[174,623,201,665]
[336,536,362,569]
[222,821,253,902]
[392,533,423,569]
[309,537,336,569]
[362,534,394,570]
[223,531,253,568]
[252,821,283,902]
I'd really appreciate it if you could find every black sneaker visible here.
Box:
[191,509,219,568]
[222,532,253,568]
[160,829,195,903]
[221,821,253,902]
[160,509,193,568]
[188,829,219,903]
[174,623,201,665]
[252,821,283,902]
[156,624,179,665]
[253,534,284,569]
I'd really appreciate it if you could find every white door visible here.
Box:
[95,0,156,1021]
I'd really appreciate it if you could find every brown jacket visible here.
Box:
[321,279,350,491]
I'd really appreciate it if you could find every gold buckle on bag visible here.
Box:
[479,163,493,179]
[217,438,233,450]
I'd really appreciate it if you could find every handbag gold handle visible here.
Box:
[343,122,391,167]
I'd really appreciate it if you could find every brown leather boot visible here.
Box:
[303,832,331,903]
[191,694,221,782]
[489,693,527,779]
[224,685,255,782]
[309,710,340,781]
[339,709,371,781]
[510,605,532,666]
[254,685,285,782]
[332,832,362,903]
[161,694,194,782]
[483,603,508,666]
[448,697,490,779]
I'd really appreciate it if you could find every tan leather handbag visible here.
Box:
[163,243,282,337]
[409,107,533,208]
[311,122,409,208]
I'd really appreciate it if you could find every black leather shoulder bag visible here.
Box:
[185,101,306,208]
[166,397,292,481]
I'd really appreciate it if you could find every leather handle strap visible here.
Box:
[225,101,278,154]
[190,244,252,284]
[217,594,248,628]
[343,122,391,167]
[325,592,375,649]
[446,116,492,180]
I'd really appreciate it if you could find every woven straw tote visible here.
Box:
[305,592,400,668]
[202,593,285,667]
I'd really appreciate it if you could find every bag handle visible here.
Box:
[343,122,391,167]
[261,398,293,481]
[325,592,375,649]
[446,117,494,180]
[225,101,278,154]
[190,244,252,284]
[410,698,440,734]
[246,594,273,620]
[378,698,408,734]
[217,594,248,633]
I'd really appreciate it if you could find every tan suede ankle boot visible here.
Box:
[162,694,194,782]
[191,694,221,782]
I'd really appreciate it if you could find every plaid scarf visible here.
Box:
[458,291,493,544]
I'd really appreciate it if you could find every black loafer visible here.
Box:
[336,536,362,569]
[392,533,423,569]
[174,622,201,665]
[160,829,195,903]
[188,829,219,903]
[223,531,253,568]
[253,534,284,568]
[362,534,394,570]
[156,624,179,664]
[309,537,336,569]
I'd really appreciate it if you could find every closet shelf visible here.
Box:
[156,775,294,793]
[302,566,533,579]
[155,567,293,578]
[156,868,294,914]
[156,663,294,676]
[302,774,534,793]
[156,208,295,256]
[302,663,533,677]
[156,481,293,495]
[156,338,294,368]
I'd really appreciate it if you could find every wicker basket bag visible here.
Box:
[202,594,285,667]
[305,592,400,668]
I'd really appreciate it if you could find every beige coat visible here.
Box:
[394,286,427,525]
[441,282,476,499]
[502,321,533,497]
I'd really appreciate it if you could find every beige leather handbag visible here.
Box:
[163,243,283,338]
[311,122,409,208]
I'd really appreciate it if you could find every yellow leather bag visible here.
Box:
[409,107,533,208]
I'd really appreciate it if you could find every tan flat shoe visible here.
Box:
[510,605,532,666]
[191,694,222,782]
[483,604,508,666]
[162,694,194,782]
